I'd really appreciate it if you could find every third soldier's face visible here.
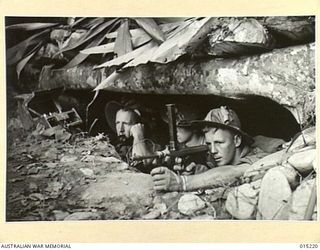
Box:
[205,128,237,166]
[177,127,193,144]
[115,109,137,139]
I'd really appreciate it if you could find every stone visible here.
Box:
[142,210,161,220]
[64,212,101,220]
[60,155,78,163]
[177,194,206,216]
[289,178,316,220]
[52,210,70,221]
[160,191,180,208]
[277,163,300,189]
[243,149,286,182]
[288,148,316,174]
[80,168,94,178]
[85,156,129,170]
[225,182,259,220]
[286,127,316,153]
[81,172,154,218]
[191,214,215,220]
[153,203,168,215]
[258,168,292,220]
[29,182,38,192]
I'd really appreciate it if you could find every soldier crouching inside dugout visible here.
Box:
[159,104,208,174]
[151,106,285,192]
[105,99,161,173]
[105,100,209,174]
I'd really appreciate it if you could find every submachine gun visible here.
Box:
[132,104,208,170]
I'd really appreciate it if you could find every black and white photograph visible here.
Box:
[6,16,316,222]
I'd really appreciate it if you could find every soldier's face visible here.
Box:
[205,128,237,166]
[177,127,193,144]
[115,109,137,139]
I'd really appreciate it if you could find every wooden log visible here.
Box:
[207,18,275,57]
[95,43,314,125]
[259,16,315,46]
[38,63,104,90]
[37,43,315,124]
[204,16,314,56]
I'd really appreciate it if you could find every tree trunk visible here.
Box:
[38,43,315,124]
[97,43,315,124]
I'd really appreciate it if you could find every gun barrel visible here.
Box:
[132,145,208,161]
[166,104,178,151]
[170,145,208,157]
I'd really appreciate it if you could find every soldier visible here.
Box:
[157,104,209,174]
[105,99,159,173]
[151,106,271,191]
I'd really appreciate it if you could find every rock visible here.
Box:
[55,129,72,142]
[258,168,292,220]
[81,172,154,218]
[286,127,316,153]
[153,203,167,215]
[43,148,59,160]
[160,191,180,208]
[44,162,58,168]
[168,211,181,219]
[64,212,101,220]
[84,156,128,170]
[289,179,316,220]
[28,193,45,201]
[29,182,38,192]
[80,168,95,178]
[243,149,286,182]
[191,214,215,220]
[277,163,300,189]
[142,210,161,220]
[204,187,229,201]
[60,155,78,162]
[45,181,64,198]
[287,148,316,174]
[52,210,70,221]
[178,194,206,216]
[27,167,39,175]
[225,182,259,220]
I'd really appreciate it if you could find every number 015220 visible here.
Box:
[300,244,319,248]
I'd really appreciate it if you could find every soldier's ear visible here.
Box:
[234,134,242,147]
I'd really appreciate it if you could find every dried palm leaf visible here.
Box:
[150,17,212,63]
[7,29,51,65]
[94,69,132,91]
[6,22,58,31]
[133,18,166,43]
[62,32,107,69]
[94,41,158,69]
[57,18,119,54]
[16,51,37,78]
[114,19,133,56]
